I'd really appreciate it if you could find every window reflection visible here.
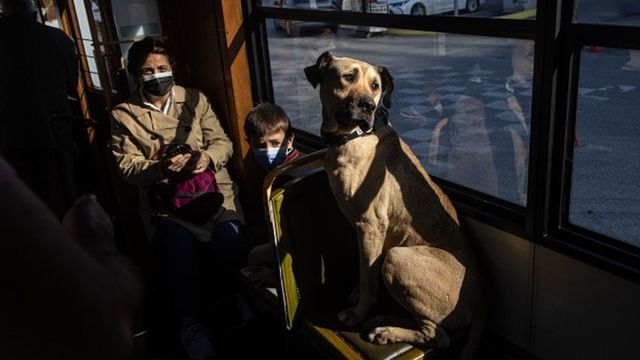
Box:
[267,24,533,205]
[387,0,481,16]
[570,47,640,246]
[576,0,640,26]
[261,0,536,19]
[39,0,62,28]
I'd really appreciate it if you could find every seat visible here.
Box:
[262,150,450,360]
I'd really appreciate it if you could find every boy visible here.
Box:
[245,103,299,173]
[244,103,300,267]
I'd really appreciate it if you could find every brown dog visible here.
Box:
[305,52,484,358]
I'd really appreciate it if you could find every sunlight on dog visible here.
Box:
[306,52,486,359]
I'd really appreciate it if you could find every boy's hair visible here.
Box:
[244,103,292,141]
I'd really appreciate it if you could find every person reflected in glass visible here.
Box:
[505,41,533,204]
[427,89,450,165]
[448,96,497,195]
[427,87,498,196]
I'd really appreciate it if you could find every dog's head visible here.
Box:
[305,51,394,135]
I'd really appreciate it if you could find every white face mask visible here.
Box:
[252,146,293,170]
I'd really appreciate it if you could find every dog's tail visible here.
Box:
[459,293,487,360]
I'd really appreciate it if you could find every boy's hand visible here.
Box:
[192,152,211,174]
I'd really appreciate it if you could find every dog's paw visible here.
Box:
[367,327,400,345]
[337,307,366,327]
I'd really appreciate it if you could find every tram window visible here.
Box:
[568,47,640,246]
[72,0,102,88]
[576,0,640,26]
[267,24,532,205]
[266,0,337,11]
[261,0,535,19]
[38,0,62,28]
[111,0,162,40]
[110,0,163,95]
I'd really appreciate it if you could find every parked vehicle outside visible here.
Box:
[272,0,338,36]
[388,0,484,15]
[502,0,535,13]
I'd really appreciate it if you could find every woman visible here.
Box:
[110,36,247,360]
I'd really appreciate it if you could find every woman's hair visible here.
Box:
[126,36,174,76]
[244,103,292,141]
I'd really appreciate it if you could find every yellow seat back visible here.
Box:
[266,151,357,329]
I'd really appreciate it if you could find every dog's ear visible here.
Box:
[378,66,394,108]
[304,51,334,88]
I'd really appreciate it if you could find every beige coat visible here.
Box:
[110,85,243,241]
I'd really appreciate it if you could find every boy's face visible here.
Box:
[249,130,293,150]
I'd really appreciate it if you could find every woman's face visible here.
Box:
[139,53,172,78]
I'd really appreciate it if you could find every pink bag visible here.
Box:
[156,144,224,223]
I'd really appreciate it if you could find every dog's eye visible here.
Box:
[372,82,380,91]
[343,74,355,83]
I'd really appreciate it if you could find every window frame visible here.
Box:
[65,0,101,90]
[544,1,640,281]
[64,0,123,98]
[244,0,640,283]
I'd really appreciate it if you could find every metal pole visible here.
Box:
[454,0,459,16]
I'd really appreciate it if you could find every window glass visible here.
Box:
[111,0,162,40]
[569,47,640,245]
[261,0,535,20]
[110,0,163,95]
[575,0,640,26]
[263,0,341,11]
[73,0,102,88]
[40,0,62,28]
[268,22,533,205]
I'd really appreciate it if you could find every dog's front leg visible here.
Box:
[338,220,387,327]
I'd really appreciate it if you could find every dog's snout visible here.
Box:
[358,98,376,115]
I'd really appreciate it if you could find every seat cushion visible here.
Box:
[303,313,436,360]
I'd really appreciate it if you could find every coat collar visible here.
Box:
[127,85,187,118]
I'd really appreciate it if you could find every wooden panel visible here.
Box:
[218,1,263,213]
[158,0,261,212]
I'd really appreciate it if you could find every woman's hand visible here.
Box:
[163,153,192,174]
[191,152,211,174]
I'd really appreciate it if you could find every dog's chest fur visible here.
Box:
[324,127,464,248]
[324,133,391,223]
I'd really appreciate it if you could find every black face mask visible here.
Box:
[141,71,174,97]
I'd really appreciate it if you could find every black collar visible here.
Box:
[321,127,372,146]
[321,108,390,146]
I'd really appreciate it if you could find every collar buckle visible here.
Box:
[322,126,372,146]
